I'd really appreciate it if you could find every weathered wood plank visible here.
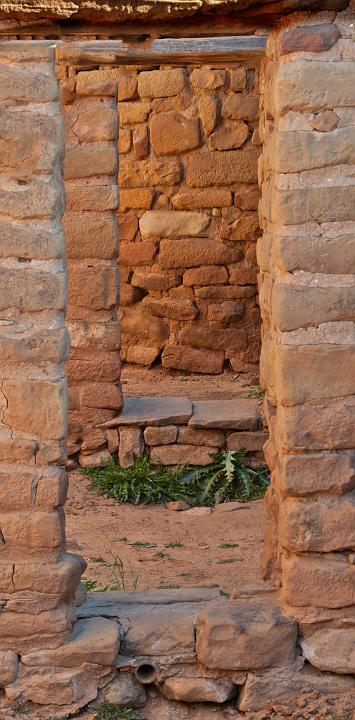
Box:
[56,35,267,65]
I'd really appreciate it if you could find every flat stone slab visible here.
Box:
[78,588,222,616]
[189,399,261,430]
[102,396,192,428]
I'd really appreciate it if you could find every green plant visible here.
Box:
[159,582,180,589]
[102,554,138,592]
[164,541,184,548]
[242,384,264,399]
[93,702,141,720]
[155,550,173,559]
[181,449,269,505]
[82,456,192,505]
[129,541,157,549]
[82,451,269,507]
[219,543,239,549]
[82,579,98,591]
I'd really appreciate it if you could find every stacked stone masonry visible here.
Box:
[60,57,263,463]
[99,395,267,469]
[61,58,262,379]
[258,9,355,673]
[60,62,123,466]
[0,41,120,712]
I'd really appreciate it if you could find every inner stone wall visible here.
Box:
[117,62,262,374]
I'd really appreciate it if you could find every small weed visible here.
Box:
[129,541,157,549]
[159,582,180,589]
[105,554,138,591]
[94,702,141,720]
[9,705,30,716]
[164,541,185,548]
[217,558,239,565]
[242,385,264,399]
[91,556,106,563]
[155,550,173,559]
[221,590,231,598]
[117,536,128,542]
[219,543,239,549]
[197,583,220,589]
[82,579,98,591]
[177,571,190,577]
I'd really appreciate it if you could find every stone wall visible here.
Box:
[60,65,123,466]
[117,62,262,374]
[258,8,355,670]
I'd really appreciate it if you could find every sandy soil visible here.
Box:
[121,365,260,401]
[66,472,266,596]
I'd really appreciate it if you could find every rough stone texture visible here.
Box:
[160,676,236,703]
[281,552,355,609]
[196,600,297,670]
[104,395,192,427]
[103,62,262,372]
[119,427,144,468]
[189,399,260,430]
[301,629,355,674]
[238,658,355,711]
[102,672,147,707]
[151,444,218,466]
[62,75,122,461]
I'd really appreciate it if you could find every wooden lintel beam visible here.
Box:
[56,35,267,65]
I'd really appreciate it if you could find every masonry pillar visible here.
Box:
[0,41,119,710]
[259,11,355,674]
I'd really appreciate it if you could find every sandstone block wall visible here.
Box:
[60,65,123,466]
[259,9,355,670]
[117,63,262,374]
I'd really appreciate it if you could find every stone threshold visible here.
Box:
[79,395,268,468]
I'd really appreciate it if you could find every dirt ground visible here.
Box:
[121,365,260,401]
[66,471,265,595]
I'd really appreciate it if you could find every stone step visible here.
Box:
[101,395,192,427]
[189,398,261,430]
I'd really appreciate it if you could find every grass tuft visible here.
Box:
[82,450,269,507]
[93,703,141,720]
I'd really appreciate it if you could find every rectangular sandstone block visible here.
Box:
[162,344,224,374]
[275,61,355,114]
[0,326,68,364]
[186,148,258,187]
[35,468,68,509]
[274,231,355,274]
[64,144,117,180]
[274,345,355,405]
[0,176,64,220]
[0,605,72,639]
[278,452,355,497]
[0,467,37,511]
[277,397,355,451]
[76,70,117,96]
[178,427,225,448]
[79,382,123,411]
[0,64,59,103]
[13,553,82,594]
[179,323,247,354]
[0,111,62,174]
[0,263,66,312]
[66,352,120,384]
[119,101,150,124]
[279,492,355,552]
[272,282,355,331]
[0,438,36,463]
[119,158,182,187]
[271,186,355,225]
[281,552,355,609]
[138,69,186,98]
[183,266,228,286]
[159,238,243,269]
[227,431,267,452]
[144,425,178,445]
[0,510,64,550]
[0,219,64,261]
[68,262,118,310]
[65,183,119,212]
[151,444,217,466]
[140,210,211,238]
[119,188,154,211]
[64,212,118,259]
[3,379,67,440]
[273,127,355,174]
[172,189,232,210]
[68,320,120,351]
